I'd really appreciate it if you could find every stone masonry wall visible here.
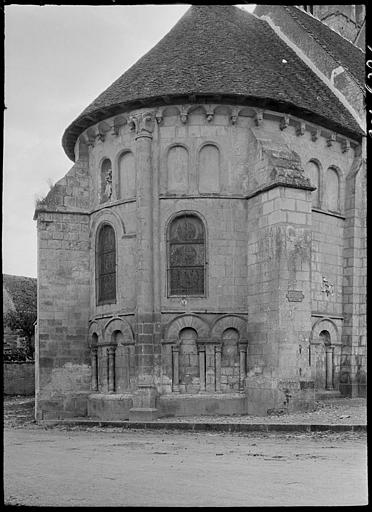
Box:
[35,158,91,419]
[37,102,364,420]
[36,211,91,419]
[246,184,315,415]
[4,362,35,395]
[311,212,344,316]
[341,151,366,396]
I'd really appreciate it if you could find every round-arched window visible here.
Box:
[306,160,321,208]
[325,167,340,212]
[167,214,206,296]
[96,224,116,304]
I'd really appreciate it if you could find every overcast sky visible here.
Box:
[3,4,256,278]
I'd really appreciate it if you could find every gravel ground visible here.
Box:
[3,395,366,429]
[158,397,367,425]
[5,427,367,506]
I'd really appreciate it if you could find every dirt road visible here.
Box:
[4,427,367,506]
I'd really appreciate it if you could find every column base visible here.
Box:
[129,407,158,421]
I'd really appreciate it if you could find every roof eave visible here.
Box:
[62,93,363,162]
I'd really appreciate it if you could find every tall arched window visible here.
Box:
[306,160,320,208]
[96,224,116,304]
[198,144,220,193]
[119,152,135,199]
[325,167,340,212]
[168,214,206,296]
[167,145,189,193]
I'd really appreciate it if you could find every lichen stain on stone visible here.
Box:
[275,227,284,260]
[286,227,311,273]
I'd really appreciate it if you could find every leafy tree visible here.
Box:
[3,275,37,360]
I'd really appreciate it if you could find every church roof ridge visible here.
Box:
[62,4,363,161]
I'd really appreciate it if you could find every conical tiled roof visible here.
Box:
[62,5,363,160]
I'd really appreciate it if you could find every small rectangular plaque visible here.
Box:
[286,290,304,302]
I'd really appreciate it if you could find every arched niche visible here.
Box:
[178,327,199,387]
[212,105,230,125]
[167,145,189,193]
[88,321,102,346]
[118,151,136,199]
[214,105,231,116]
[210,315,247,341]
[100,158,113,203]
[161,106,180,126]
[103,317,134,345]
[306,160,321,208]
[311,318,339,345]
[319,330,331,346]
[221,327,239,367]
[163,314,210,344]
[325,167,340,212]
[188,105,207,125]
[198,144,220,193]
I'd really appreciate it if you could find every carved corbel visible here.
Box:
[180,105,189,124]
[280,114,290,130]
[327,132,336,147]
[111,124,120,136]
[231,106,240,125]
[254,110,264,127]
[341,139,351,153]
[128,115,138,132]
[296,122,306,136]
[155,108,164,125]
[140,112,155,133]
[205,105,215,123]
[311,128,321,142]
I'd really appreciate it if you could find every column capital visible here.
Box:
[130,111,156,139]
[107,345,116,356]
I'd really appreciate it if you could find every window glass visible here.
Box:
[97,224,116,303]
[168,215,205,296]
